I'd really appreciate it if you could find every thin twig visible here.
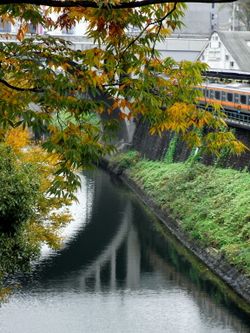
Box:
[148,2,177,63]
[120,2,177,61]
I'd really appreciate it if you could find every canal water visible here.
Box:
[0,169,249,333]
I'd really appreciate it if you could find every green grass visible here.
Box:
[110,152,250,275]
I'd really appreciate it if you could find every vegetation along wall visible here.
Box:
[132,119,250,170]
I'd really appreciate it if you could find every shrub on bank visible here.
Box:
[0,129,72,283]
[0,145,40,234]
[109,150,140,173]
[111,151,250,275]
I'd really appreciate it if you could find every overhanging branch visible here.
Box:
[0,79,42,92]
[0,0,238,9]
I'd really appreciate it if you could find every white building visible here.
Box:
[198,31,250,72]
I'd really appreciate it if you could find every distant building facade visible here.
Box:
[198,31,250,72]
[0,19,42,34]
[175,3,231,37]
[0,5,234,64]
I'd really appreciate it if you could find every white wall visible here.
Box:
[199,32,239,70]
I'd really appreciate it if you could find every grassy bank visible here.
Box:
[110,151,250,276]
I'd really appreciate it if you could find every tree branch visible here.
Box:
[119,2,176,62]
[0,0,238,9]
[0,78,42,92]
[149,2,177,59]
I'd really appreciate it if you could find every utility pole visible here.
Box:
[232,2,235,30]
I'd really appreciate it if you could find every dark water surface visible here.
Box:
[0,170,249,333]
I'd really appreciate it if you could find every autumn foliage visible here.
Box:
[0,2,246,197]
[1,127,72,247]
[5,128,30,152]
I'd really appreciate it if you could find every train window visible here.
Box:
[240,95,247,104]
[215,91,220,100]
[227,93,233,102]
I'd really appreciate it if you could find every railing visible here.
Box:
[198,102,250,129]
[223,109,250,128]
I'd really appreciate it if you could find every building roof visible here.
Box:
[218,31,250,72]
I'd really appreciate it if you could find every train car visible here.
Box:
[197,82,250,127]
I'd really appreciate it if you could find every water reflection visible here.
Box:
[40,173,94,259]
[0,169,249,333]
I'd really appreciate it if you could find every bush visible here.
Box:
[110,150,140,173]
[0,145,40,234]
[0,231,39,276]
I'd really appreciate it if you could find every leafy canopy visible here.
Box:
[0,2,246,197]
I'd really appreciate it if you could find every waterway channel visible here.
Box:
[0,169,249,333]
